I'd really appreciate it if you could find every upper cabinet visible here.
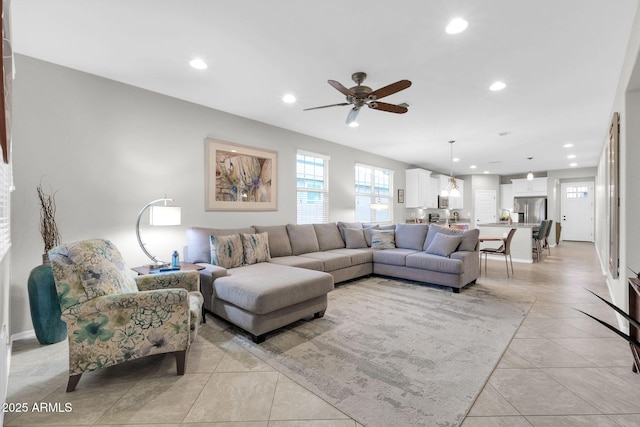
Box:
[405,168,433,208]
[500,184,514,211]
[512,177,547,197]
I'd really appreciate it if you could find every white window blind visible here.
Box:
[0,162,11,260]
[296,151,329,224]
[355,163,393,223]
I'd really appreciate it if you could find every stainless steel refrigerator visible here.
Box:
[514,197,547,224]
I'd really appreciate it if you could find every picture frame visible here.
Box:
[205,138,277,211]
[397,189,405,204]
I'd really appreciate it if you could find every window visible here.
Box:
[566,186,588,199]
[296,151,329,224]
[355,163,393,223]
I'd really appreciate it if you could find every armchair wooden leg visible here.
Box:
[175,350,187,375]
[66,374,82,392]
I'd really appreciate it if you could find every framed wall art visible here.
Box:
[397,189,404,204]
[205,138,277,211]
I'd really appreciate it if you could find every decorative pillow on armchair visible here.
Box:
[210,234,244,268]
[241,232,271,264]
[58,239,138,300]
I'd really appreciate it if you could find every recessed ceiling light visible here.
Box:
[453,157,460,162]
[470,165,477,169]
[483,171,490,174]
[282,94,296,104]
[563,143,574,148]
[567,154,576,159]
[446,18,468,35]
[189,58,208,70]
[570,163,578,167]
[489,81,506,91]
[348,121,359,128]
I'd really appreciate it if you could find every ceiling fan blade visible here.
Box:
[369,102,408,114]
[368,80,412,100]
[303,102,351,111]
[346,107,360,125]
[328,80,356,97]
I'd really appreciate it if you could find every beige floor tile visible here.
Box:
[268,421,357,427]
[488,369,599,416]
[215,343,277,372]
[517,317,595,339]
[543,367,640,413]
[495,349,536,369]
[467,383,519,416]
[147,338,227,375]
[550,337,632,367]
[460,416,533,426]
[94,424,181,427]
[606,414,640,427]
[269,375,350,421]
[95,373,210,424]
[525,415,621,426]
[507,338,594,368]
[183,371,279,423]
[181,423,268,427]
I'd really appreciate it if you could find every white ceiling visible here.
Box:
[11,0,638,176]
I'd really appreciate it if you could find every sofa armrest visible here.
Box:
[135,270,200,292]
[196,263,228,280]
[450,250,477,262]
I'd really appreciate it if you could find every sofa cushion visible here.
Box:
[253,225,292,257]
[210,234,244,268]
[372,248,419,266]
[425,233,463,257]
[213,263,334,315]
[344,228,368,249]
[370,229,396,249]
[187,226,255,263]
[241,232,271,264]
[313,223,346,251]
[326,248,374,265]
[395,223,429,250]
[337,221,363,240]
[423,224,479,252]
[298,252,352,272]
[405,252,464,274]
[268,256,325,271]
[286,224,320,255]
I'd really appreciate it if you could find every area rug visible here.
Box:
[234,276,534,427]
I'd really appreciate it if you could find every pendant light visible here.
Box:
[441,140,460,197]
[526,157,534,180]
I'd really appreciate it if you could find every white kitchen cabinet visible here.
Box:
[512,177,547,197]
[429,177,440,208]
[500,184,513,211]
[405,168,432,208]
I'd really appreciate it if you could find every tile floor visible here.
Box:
[4,241,640,426]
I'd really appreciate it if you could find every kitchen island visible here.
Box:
[477,223,539,263]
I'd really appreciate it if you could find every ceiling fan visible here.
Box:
[304,72,412,125]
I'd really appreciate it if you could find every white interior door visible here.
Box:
[560,182,594,241]
[474,190,497,227]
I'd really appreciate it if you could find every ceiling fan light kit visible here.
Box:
[304,72,412,125]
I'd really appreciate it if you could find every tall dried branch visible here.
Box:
[37,184,60,253]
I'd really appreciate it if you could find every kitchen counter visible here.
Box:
[477,224,536,264]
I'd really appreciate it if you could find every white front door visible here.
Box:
[474,190,497,227]
[560,182,594,241]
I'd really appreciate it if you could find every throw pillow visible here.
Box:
[241,232,271,264]
[286,224,320,255]
[363,224,381,246]
[62,239,138,300]
[344,228,368,249]
[370,229,396,249]
[425,233,464,257]
[210,234,244,268]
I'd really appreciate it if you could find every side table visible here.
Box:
[131,262,205,276]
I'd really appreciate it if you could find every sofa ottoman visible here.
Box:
[210,262,334,343]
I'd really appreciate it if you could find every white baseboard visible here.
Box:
[10,330,35,343]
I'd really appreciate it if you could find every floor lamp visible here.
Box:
[136,198,181,267]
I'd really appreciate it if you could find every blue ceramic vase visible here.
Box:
[27,256,66,345]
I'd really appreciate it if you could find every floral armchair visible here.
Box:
[48,239,204,392]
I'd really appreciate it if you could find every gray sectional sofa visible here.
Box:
[185,222,480,342]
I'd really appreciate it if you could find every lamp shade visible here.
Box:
[149,206,181,226]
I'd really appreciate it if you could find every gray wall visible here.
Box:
[10,54,411,335]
